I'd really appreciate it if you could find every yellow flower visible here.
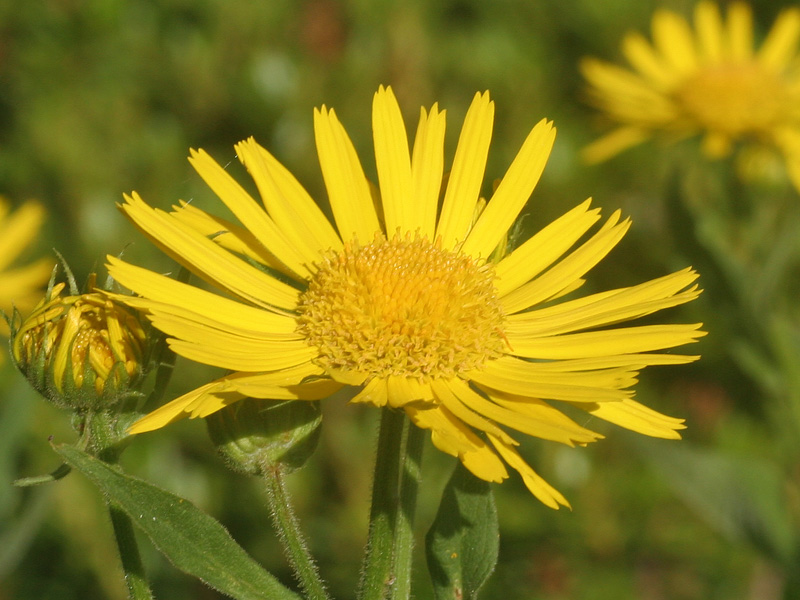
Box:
[109,86,704,508]
[581,1,800,188]
[0,197,53,341]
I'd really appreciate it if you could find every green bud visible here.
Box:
[10,280,147,411]
[207,398,322,476]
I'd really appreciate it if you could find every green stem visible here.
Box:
[107,502,154,600]
[263,464,330,600]
[358,409,424,600]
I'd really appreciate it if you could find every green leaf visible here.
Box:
[53,443,301,600]
[638,439,796,566]
[425,461,499,600]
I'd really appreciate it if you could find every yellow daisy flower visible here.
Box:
[581,1,800,187]
[0,197,53,341]
[108,86,705,509]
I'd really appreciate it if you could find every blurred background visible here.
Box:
[2,0,799,598]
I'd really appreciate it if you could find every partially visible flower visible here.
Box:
[11,277,147,411]
[581,1,800,189]
[109,86,705,508]
[0,197,53,341]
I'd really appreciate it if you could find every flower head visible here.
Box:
[109,86,704,508]
[0,197,52,342]
[581,2,800,187]
[11,277,148,410]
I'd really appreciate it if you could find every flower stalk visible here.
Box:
[359,409,425,600]
[262,464,330,600]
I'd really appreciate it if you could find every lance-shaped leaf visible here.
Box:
[54,443,301,600]
[425,461,499,600]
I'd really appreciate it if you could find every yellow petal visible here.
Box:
[651,9,698,74]
[695,1,724,62]
[0,201,45,271]
[189,148,311,279]
[507,323,706,359]
[129,368,337,433]
[235,137,339,262]
[494,199,601,297]
[251,139,342,253]
[119,193,300,310]
[500,212,630,314]
[505,267,701,336]
[758,7,800,70]
[314,105,381,243]
[405,403,509,482]
[462,120,555,259]
[350,377,389,407]
[386,375,435,408]
[170,201,286,270]
[409,104,446,240]
[726,1,753,60]
[488,434,570,509]
[581,127,652,164]
[622,32,678,89]
[372,86,414,235]
[471,357,637,403]
[167,337,316,372]
[129,379,241,433]
[448,378,602,446]
[573,398,685,439]
[431,378,517,445]
[106,256,298,333]
[435,92,494,249]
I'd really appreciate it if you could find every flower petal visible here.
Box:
[118,193,300,310]
[236,137,341,261]
[507,323,706,359]
[314,105,381,243]
[405,403,509,482]
[505,267,701,336]
[435,92,494,249]
[572,398,686,439]
[652,8,698,74]
[726,1,753,60]
[106,256,298,334]
[128,366,335,433]
[694,1,724,62]
[494,200,601,297]
[500,212,630,314]
[409,103,446,240]
[169,201,285,270]
[488,434,570,509]
[622,32,678,88]
[471,357,637,403]
[0,201,45,271]
[462,119,555,259]
[373,86,414,235]
[448,378,602,446]
[189,148,312,279]
[758,7,800,70]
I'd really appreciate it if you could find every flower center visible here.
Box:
[675,63,787,136]
[297,233,506,382]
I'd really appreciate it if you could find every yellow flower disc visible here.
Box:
[676,64,787,136]
[297,233,506,382]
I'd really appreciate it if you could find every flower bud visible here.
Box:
[207,398,322,476]
[11,281,147,411]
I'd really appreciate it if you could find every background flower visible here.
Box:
[581,1,800,190]
[0,197,52,342]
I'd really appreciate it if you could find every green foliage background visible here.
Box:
[2,0,798,598]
